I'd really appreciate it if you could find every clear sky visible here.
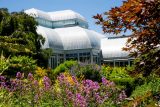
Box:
[0,0,123,33]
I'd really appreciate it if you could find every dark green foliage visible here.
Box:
[0,8,51,67]
[130,49,160,77]
[0,10,41,55]
[0,8,9,22]
[35,48,52,67]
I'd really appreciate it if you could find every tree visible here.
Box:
[0,8,51,67]
[94,0,160,77]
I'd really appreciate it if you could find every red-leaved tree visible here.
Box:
[94,0,160,77]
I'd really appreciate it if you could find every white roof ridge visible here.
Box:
[25,8,87,22]
[47,9,74,13]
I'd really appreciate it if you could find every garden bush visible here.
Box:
[101,66,134,85]
[53,61,102,82]
[0,54,38,78]
[72,63,102,82]
[131,77,160,98]
[53,60,78,79]
[101,66,136,96]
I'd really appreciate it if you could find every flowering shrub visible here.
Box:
[0,72,127,107]
[56,73,127,107]
[0,72,59,107]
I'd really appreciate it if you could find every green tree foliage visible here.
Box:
[0,8,43,55]
[7,56,37,76]
[0,53,37,77]
[0,52,10,75]
[93,0,160,77]
[0,8,51,67]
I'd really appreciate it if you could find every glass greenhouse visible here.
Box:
[101,37,134,67]
[25,8,133,68]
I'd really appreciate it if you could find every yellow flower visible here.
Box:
[54,79,61,93]
[63,72,75,85]
[35,67,47,77]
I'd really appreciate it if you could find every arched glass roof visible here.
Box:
[25,8,52,20]
[48,10,86,22]
[37,26,63,50]
[37,26,105,50]
[101,37,129,59]
[25,8,86,22]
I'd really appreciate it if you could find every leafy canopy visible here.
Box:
[0,8,51,67]
[0,8,45,56]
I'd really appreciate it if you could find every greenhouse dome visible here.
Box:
[37,26,104,51]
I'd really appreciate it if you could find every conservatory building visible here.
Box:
[25,8,105,68]
[25,8,133,68]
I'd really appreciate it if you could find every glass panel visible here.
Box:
[79,53,83,56]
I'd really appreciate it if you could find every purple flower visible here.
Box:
[82,80,100,91]
[27,73,34,81]
[0,75,6,82]
[72,76,78,83]
[75,93,87,107]
[83,80,92,87]
[102,77,111,86]
[95,92,103,103]
[0,82,6,88]
[57,74,65,83]
[34,80,38,86]
[16,72,23,79]
[66,90,73,100]
[43,76,51,90]
[9,80,16,91]
[93,82,100,90]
